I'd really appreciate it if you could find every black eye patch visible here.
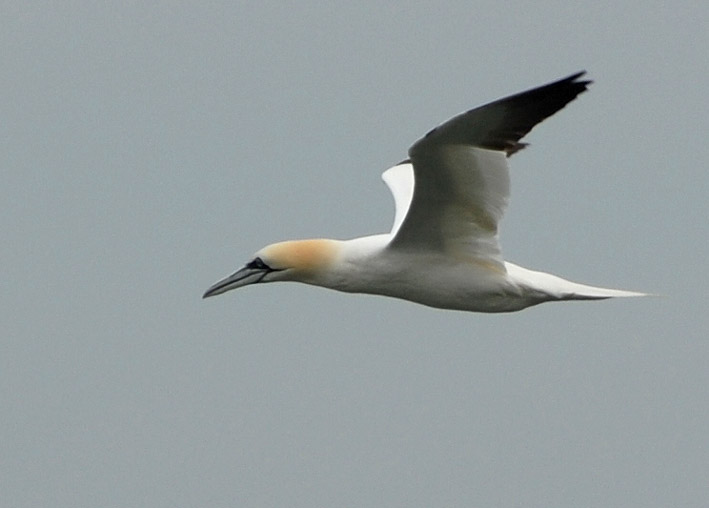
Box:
[246,257,270,270]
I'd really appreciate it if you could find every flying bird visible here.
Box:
[204,72,645,312]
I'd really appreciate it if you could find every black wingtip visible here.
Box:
[410,71,595,158]
[481,70,593,155]
[564,70,589,81]
[558,70,593,90]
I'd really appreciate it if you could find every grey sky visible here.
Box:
[2,1,708,507]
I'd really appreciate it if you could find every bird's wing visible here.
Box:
[381,161,415,237]
[386,71,591,270]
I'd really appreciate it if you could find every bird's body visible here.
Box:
[204,72,645,312]
[296,235,525,313]
[255,235,641,313]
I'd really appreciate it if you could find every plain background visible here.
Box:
[2,2,708,507]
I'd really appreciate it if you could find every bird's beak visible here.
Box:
[203,266,269,299]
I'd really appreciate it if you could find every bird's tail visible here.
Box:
[504,262,648,301]
[559,284,647,300]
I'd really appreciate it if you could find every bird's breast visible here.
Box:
[323,252,531,312]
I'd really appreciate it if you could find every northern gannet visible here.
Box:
[204,72,645,312]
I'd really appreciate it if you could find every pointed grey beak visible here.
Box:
[202,266,269,299]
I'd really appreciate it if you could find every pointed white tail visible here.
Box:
[504,262,647,301]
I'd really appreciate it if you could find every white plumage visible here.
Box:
[204,72,645,312]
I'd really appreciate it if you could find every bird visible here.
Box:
[203,71,645,312]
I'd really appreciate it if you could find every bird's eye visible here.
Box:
[247,257,270,270]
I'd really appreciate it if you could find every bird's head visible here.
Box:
[202,239,341,298]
